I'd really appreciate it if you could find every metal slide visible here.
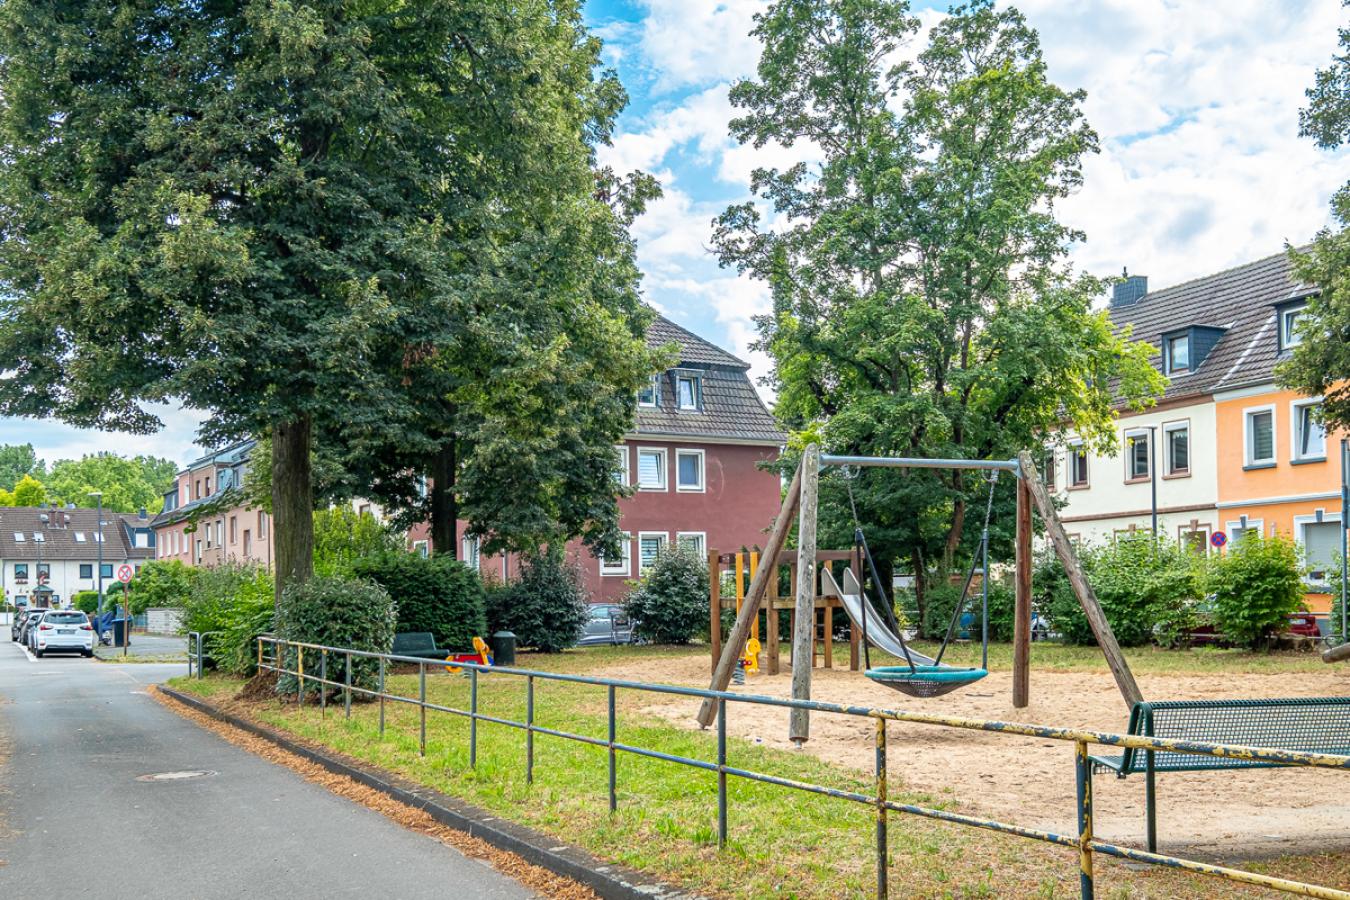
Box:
[820,568,937,667]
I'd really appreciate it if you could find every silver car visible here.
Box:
[577,604,635,646]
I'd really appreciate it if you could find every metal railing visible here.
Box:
[256,636,1350,900]
[187,631,217,679]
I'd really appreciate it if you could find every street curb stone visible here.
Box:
[159,686,700,900]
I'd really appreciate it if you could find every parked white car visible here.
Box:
[30,610,94,658]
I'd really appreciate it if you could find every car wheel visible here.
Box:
[83,649,94,658]
[34,649,43,658]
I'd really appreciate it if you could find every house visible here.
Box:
[0,505,155,609]
[152,440,274,568]
[418,314,787,602]
[1051,251,1346,614]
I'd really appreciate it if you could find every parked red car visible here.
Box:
[1189,612,1323,647]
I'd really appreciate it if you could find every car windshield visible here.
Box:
[44,612,86,624]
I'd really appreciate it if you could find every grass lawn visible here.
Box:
[168,641,1349,899]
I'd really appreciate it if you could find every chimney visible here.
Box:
[139,508,148,520]
[1111,268,1148,307]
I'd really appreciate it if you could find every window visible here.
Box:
[636,447,667,491]
[675,372,702,411]
[14,563,28,582]
[230,516,238,544]
[1228,519,1264,545]
[1068,443,1089,488]
[243,529,252,556]
[74,532,86,542]
[613,445,629,486]
[1178,524,1210,556]
[1244,406,1276,466]
[1163,421,1189,476]
[637,375,659,408]
[205,522,213,548]
[258,511,268,538]
[12,532,23,543]
[204,477,211,496]
[134,531,149,548]
[80,564,93,579]
[600,535,632,577]
[100,564,114,579]
[412,540,429,558]
[463,535,481,571]
[1164,333,1190,374]
[1043,450,1056,490]
[676,532,706,559]
[1292,400,1326,461]
[1124,430,1150,482]
[195,540,203,563]
[1296,515,1342,582]
[675,448,705,492]
[638,532,668,573]
[32,532,45,543]
[92,532,104,543]
[416,475,428,499]
[1280,303,1306,351]
[37,563,49,578]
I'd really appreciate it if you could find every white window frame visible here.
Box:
[637,531,668,573]
[635,446,668,492]
[1243,404,1277,467]
[613,445,629,487]
[1162,420,1190,477]
[1293,512,1342,584]
[600,534,632,578]
[1281,303,1306,350]
[676,531,707,559]
[637,375,659,408]
[1290,397,1326,462]
[412,539,429,558]
[675,448,706,493]
[675,372,701,411]
[1226,518,1265,546]
[74,531,86,543]
[1123,428,1151,482]
[462,535,481,571]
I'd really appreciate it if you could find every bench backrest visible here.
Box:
[1122,697,1350,772]
[392,631,438,653]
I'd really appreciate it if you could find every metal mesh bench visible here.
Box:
[1091,697,1350,851]
[391,631,449,661]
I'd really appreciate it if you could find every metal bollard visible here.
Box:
[344,652,352,719]
[525,676,535,785]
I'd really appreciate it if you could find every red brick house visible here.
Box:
[415,315,785,603]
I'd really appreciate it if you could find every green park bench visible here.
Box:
[1091,697,1350,852]
[391,631,450,661]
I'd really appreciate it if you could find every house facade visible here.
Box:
[0,506,155,609]
[1052,251,1346,614]
[418,315,786,603]
[152,440,274,569]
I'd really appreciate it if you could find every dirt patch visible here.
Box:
[152,686,596,900]
[594,652,1350,859]
[235,670,279,702]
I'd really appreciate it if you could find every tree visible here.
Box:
[0,2,653,602]
[11,474,45,507]
[1277,2,1350,429]
[0,444,42,491]
[44,453,177,513]
[713,0,1163,613]
[125,559,194,615]
[312,506,401,577]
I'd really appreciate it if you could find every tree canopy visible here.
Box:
[713,0,1163,600]
[0,443,42,491]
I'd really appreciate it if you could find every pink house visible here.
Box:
[412,315,785,603]
[151,440,274,569]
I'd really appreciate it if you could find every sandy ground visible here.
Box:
[594,653,1350,859]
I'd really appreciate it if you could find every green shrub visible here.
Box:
[919,577,1016,643]
[625,547,709,644]
[1208,532,1306,649]
[351,551,487,652]
[181,563,275,675]
[125,559,194,614]
[486,551,589,652]
[72,590,101,615]
[276,576,397,697]
[314,506,403,577]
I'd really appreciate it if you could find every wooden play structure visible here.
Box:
[696,446,1145,743]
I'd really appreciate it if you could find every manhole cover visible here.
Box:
[136,770,216,782]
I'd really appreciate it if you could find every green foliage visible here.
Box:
[713,0,1164,579]
[72,590,100,615]
[918,578,1017,644]
[11,474,45,507]
[351,551,487,653]
[624,547,710,644]
[0,444,42,492]
[487,552,589,652]
[125,559,194,615]
[313,507,402,578]
[276,576,397,697]
[1208,533,1307,649]
[181,564,275,676]
[45,453,177,512]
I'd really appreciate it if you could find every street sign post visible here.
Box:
[116,564,133,656]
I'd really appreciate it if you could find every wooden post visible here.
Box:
[823,571,834,670]
[709,549,721,667]
[697,462,804,728]
[1323,642,1350,663]
[749,552,760,645]
[767,563,780,675]
[1017,451,1144,709]
[790,445,821,745]
[1013,475,1033,708]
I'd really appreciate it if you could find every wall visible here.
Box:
[154,505,273,570]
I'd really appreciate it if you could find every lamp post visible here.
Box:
[1145,426,1159,545]
[37,512,48,607]
[88,491,104,626]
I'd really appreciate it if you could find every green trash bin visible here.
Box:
[490,631,516,667]
[111,618,131,647]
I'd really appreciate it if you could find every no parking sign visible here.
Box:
[116,564,134,583]
[1210,531,1227,549]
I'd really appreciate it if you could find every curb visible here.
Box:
[158,686,698,900]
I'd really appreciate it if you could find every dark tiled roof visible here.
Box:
[636,315,784,443]
[1109,250,1310,402]
[0,507,152,561]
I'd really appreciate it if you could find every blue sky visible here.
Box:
[4,0,1347,469]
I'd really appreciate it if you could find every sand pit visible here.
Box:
[594,652,1350,859]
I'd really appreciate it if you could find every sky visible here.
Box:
[3,0,1347,470]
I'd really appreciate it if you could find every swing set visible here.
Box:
[696,446,1144,744]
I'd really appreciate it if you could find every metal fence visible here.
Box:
[256,636,1350,900]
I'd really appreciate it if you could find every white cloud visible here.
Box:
[2,403,210,468]
[633,0,767,92]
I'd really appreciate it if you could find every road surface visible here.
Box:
[0,639,534,899]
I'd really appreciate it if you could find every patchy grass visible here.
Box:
[168,647,1349,899]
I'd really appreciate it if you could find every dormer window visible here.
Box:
[637,375,659,408]
[675,372,702,411]
[1164,333,1189,374]
[1279,302,1306,352]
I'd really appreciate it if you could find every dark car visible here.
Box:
[14,607,45,644]
[577,604,635,646]
[11,606,32,642]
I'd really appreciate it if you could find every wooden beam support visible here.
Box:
[696,461,804,728]
[1013,475,1033,708]
[1323,642,1350,664]
[1017,451,1144,709]
[767,566,780,675]
[790,445,821,745]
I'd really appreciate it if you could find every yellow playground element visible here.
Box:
[736,552,760,676]
[445,636,493,674]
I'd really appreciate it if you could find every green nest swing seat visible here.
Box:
[865,664,988,698]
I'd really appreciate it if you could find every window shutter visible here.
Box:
[638,451,663,487]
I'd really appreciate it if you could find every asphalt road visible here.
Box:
[0,639,534,899]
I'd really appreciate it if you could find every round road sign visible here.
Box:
[116,564,134,583]
[1210,531,1227,548]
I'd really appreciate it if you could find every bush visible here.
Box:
[487,551,589,652]
[72,590,101,615]
[918,577,1017,643]
[276,576,397,697]
[181,563,275,675]
[125,559,194,614]
[350,551,487,652]
[314,506,403,577]
[625,547,709,644]
[1209,532,1306,649]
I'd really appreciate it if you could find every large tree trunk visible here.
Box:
[429,437,457,558]
[271,416,315,606]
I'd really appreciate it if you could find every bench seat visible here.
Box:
[391,631,449,660]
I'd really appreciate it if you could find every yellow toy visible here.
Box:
[741,637,761,676]
[445,636,493,674]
